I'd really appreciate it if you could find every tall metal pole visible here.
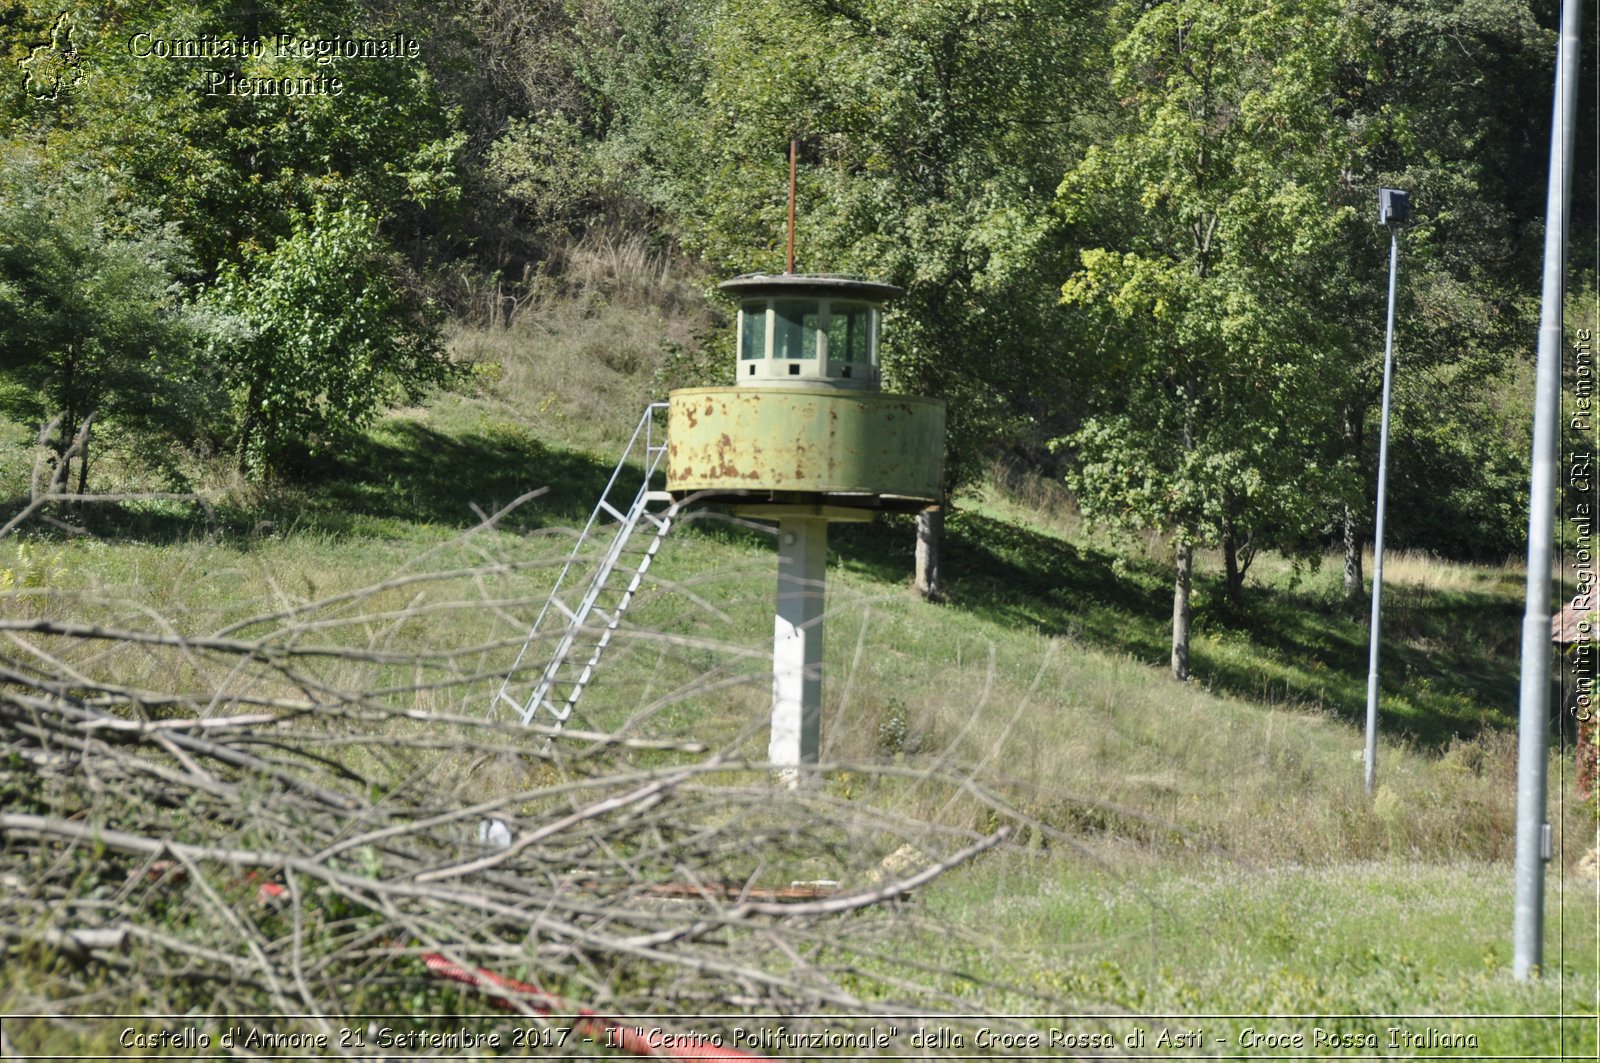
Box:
[1513,0,1582,982]
[1364,222,1401,796]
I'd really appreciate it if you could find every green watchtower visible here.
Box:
[665,271,946,781]
[667,274,944,507]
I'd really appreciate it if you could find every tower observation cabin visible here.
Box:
[661,269,945,779]
[730,273,898,390]
[665,273,944,513]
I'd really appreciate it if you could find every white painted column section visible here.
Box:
[771,517,827,781]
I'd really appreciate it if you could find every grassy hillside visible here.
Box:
[2,265,1595,1055]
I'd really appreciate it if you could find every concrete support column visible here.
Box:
[771,517,827,780]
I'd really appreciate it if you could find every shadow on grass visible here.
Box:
[834,507,1523,750]
[830,507,1174,663]
[10,410,1524,748]
[10,420,622,545]
[19,418,786,553]
[298,420,607,535]
[1193,583,1522,745]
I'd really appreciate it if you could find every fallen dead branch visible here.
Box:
[0,500,1082,1056]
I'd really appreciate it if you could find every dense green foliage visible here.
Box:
[0,154,210,485]
[1,0,464,476]
[1056,0,1369,672]
[0,0,1588,664]
[206,200,452,472]
[1349,0,1555,560]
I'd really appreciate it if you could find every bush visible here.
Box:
[206,201,456,477]
[0,155,218,490]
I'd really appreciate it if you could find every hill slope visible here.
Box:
[2,290,1594,1053]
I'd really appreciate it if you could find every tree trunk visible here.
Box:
[239,383,261,474]
[55,409,78,495]
[1342,402,1364,601]
[1172,365,1198,680]
[1221,516,1243,610]
[75,418,90,496]
[1222,537,1242,609]
[1342,503,1363,602]
[1172,540,1192,681]
[913,504,944,603]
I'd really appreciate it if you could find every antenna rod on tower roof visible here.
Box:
[787,138,797,275]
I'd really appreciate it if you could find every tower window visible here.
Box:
[739,303,765,360]
[827,303,873,364]
[773,301,820,359]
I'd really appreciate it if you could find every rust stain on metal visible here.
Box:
[664,386,943,501]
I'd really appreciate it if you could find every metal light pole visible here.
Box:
[1364,188,1409,797]
[1513,0,1583,982]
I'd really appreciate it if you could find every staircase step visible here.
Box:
[494,401,679,738]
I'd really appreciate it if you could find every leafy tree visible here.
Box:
[1056,0,1367,678]
[487,110,611,230]
[206,201,453,475]
[1328,0,1552,576]
[2,2,468,278]
[2,1,469,477]
[594,0,1104,599]
[0,156,211,492]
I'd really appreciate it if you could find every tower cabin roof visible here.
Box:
[719,273,905,302]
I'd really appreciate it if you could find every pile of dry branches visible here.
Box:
[0,494,1054,1056]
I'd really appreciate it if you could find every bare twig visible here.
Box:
[0,521,1099,1055]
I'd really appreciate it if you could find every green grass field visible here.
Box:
[2,291,1596,1057]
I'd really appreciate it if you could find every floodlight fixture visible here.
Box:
[1378,188,1410,229]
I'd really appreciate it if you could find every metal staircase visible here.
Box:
[493,402,677,734]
